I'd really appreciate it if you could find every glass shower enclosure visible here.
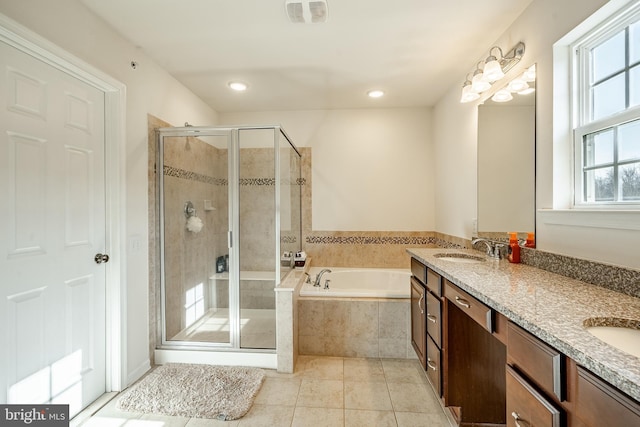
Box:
[156,125,301,351]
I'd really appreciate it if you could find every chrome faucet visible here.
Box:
[472,238,503,259]
[314,269,332,287]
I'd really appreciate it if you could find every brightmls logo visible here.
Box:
[1,405,68,426]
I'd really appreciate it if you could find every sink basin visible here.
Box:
[584,318,640,358]
[433,253,485,264]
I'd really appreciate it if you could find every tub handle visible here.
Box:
[418,294,424,314]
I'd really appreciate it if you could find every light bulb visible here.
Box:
[492,89,513,102]
[507,78,529,92]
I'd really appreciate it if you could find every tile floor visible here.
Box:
[79,356,451,427]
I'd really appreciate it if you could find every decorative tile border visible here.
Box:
[280,235,298,244]
[164,165,307,187]
[306,235,436,245]
[164,165,225,185]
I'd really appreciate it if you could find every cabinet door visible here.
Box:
[507,365,562,427]
[410,277,426,369]
[575,366,640,427]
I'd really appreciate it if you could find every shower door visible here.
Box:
[157,125,301,351]
[158,130,235,347]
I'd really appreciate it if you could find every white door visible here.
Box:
[0,40,106,417]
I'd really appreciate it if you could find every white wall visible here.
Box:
[220,108,435,231]
[433,0,640,270]
[0,0,219,384]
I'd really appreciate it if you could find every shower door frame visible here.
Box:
[156,125,300,352]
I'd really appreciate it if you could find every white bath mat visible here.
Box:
[116,363,265,420]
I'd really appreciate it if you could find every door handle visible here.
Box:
[95,253,110,264]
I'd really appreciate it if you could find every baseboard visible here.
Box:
[126,358,152,386]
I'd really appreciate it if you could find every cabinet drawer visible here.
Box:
[444,280,493,333]
[426,268,442,297]
[411,257,427,285]
[575,366,640,427]
[507,322,564,401]
[426,335,441,397]
[425,291,441,348]
[506,365,562,427]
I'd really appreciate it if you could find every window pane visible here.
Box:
[631,64,640,108]
[592,30,625,81]
[592,73,626,120]
[619,119,640,161]
[584,129,614,166]
[631,20,640,64]
[620,163,640,201]
[585,167,614,201]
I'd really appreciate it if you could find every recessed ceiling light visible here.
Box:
[228,81,248,92]
[367,90,384,98]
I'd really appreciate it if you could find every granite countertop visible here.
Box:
[407,247,640,402]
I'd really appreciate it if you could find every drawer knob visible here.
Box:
[427,314,437,323]
[511,411,529,427]
[455,296,471,308]
[427,358,437,371]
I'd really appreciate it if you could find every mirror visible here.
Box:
[476,65,536,242]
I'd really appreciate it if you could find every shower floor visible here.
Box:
[170,308,276,349]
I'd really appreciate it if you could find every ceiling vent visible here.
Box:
[285,0,328,24]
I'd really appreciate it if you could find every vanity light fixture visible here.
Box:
[367,89,385,98]
[228,81,248,92]
[459,42,525,103]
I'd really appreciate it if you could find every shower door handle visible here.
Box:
[95,253,110,264]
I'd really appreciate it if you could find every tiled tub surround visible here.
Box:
[407,248,640,402]
[297,291,415,359]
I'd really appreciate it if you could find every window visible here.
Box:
[573,3,640,207]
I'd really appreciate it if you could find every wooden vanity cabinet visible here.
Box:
[409,255,640,427]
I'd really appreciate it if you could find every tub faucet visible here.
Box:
[314,269,332,287]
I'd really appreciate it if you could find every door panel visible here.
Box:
[0,40,106,417]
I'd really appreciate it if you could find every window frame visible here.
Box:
[571,2,640,208]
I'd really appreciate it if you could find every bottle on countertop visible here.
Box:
[508,232,521,264]
[524,232,536,248]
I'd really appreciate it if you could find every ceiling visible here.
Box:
[80,0,533,113]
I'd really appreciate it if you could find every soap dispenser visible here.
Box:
[508,232,521,264]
